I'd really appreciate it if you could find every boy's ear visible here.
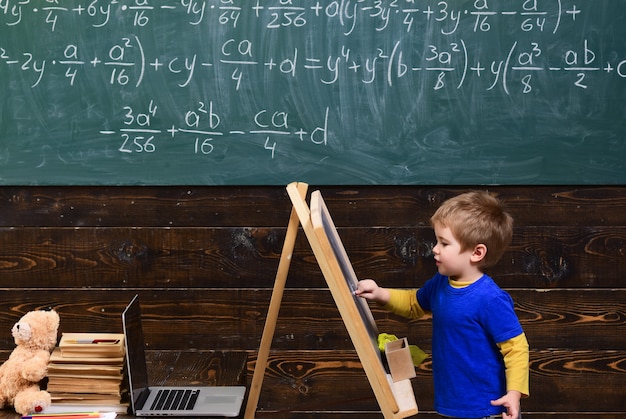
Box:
[471,244,487,263]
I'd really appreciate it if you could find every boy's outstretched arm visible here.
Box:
[355,279,390,304]
[356,280,426,320]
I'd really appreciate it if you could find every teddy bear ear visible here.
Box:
[45,310,60,329]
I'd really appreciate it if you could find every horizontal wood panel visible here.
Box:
[0,185,623,417]
[1,186,624,227]
[252,415,626,419]
[0,347,619,417]
[0,413,620,419]
[249,413,626,419]
[0,226,624,288]
[145,350,247,387]
[244,350,626,414]
[250,414,626,419]
[0,290,622,351]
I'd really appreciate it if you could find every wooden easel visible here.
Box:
[244,182,417,419]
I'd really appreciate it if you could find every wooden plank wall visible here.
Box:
[0,185,624,418]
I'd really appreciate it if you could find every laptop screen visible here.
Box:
[122,294,151,412]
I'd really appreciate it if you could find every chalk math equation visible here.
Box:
[0,0,583,32]
[2,34,621,93]
[99,100,329,159]
[1,0,625,185]
[2,0,623,94]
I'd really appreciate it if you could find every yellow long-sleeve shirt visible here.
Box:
[385,287,530,397]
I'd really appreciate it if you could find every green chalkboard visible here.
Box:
[1,1,625,185]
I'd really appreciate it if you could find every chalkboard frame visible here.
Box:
[286,182,417,418]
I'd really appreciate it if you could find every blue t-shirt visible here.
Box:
[417,273,523,418]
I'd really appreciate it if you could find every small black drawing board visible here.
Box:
[311,189,381,361]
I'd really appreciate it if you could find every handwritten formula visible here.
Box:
[1,0,625,185]
[2,1,621,91]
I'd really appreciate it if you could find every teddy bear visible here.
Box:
[0,309,60,415]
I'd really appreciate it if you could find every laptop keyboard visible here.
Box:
[151,389,200,411]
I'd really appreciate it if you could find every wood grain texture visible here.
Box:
[244,350,626,414]
[0,289,621,351]
[0,226,623,288]
[146,350,247,387]
[1,186,624,227]
[0,185,623,418]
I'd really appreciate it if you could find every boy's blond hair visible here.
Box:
[430,191,513,268]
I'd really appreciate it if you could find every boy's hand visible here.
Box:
[491,390,522,419]
[355,279,390,304]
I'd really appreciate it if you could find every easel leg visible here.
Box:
[243,182,308,419]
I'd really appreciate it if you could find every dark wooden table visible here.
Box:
[0,350,248,419]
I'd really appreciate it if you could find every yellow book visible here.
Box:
[50,348,124,365]
[59,333,125,358]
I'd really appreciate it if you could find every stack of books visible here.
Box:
[46,333,128,414]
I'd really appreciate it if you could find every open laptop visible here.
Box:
[122,295,246,417]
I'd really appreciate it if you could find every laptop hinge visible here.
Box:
[136,387,151,410]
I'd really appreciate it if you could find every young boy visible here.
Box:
[356,191,529,419]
